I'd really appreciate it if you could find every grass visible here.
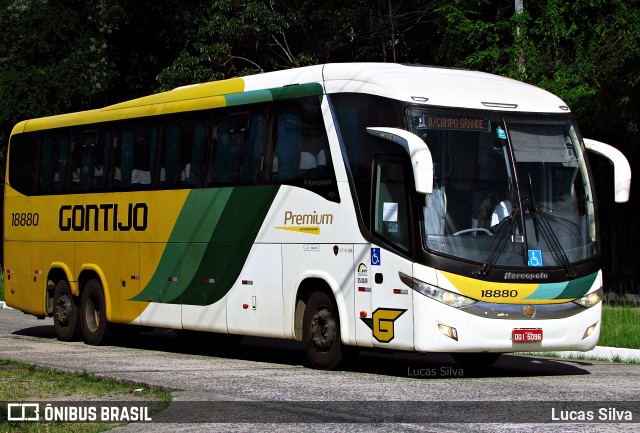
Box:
[599,305,640,349]
[0,359,172,432]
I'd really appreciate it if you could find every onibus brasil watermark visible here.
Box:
[6,402,153,422]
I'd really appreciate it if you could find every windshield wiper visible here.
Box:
[527,173,541,243]
[474,205,519,278]
[526,173,577,278]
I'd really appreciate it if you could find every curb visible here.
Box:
[555,346,640,363]
[0,301,13,310]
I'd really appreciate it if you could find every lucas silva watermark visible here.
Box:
[407,366,464,378]
[551,406,633,422]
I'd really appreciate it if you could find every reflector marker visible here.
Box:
[34,270,43,275]
[168,277,178,282]
[242,280,253,285]
[6,269,13,274]
[131,275,140,280]
[358,287,372,292]
[393,288,408,295]
[203,278,215,284]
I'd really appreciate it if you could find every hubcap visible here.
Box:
[85,298,101,332]
[54,295,72,326]
[310,307,336,351]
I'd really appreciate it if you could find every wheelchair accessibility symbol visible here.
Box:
[528,250,543,267]
[371,248,381,266]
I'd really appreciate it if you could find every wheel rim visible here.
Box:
[310,306,337,351]
[85,297,101,333]
[54,294,73,326]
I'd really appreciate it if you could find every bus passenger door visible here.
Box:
[369,158,414,351]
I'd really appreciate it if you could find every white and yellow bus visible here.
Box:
[4,63,631,369]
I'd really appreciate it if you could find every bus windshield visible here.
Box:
[407,109,597,269]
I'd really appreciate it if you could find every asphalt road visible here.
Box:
[0,308,638,432]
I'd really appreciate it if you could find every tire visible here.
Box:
[451,353,502,368]
[80,279,109,345]
[302,291,351,370]
[52,280,81,341]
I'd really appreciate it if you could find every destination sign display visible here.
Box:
[420,114,490,132]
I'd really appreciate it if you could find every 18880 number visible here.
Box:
[481,289,518,298]
[11,212,39,227]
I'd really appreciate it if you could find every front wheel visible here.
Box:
[303,291,352,370]
[80,279,109,345]
[52,280,81,341]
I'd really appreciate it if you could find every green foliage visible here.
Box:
[600,306,640,349]
[156,0,296,89]
[0,0,639,290]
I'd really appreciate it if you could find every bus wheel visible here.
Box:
[52,280,81,341]
[80,279,109,345]
[451,353,502,368]
[303,291,350,370]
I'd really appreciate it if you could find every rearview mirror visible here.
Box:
[366,127,433,194]
[583,138,631,203]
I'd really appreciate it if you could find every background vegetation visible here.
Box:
[1,0,638,294]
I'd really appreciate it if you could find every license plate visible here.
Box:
[512,328,543,343]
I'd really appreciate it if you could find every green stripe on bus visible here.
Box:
[269,83,323,100]
[224,83,324,107]
[132,185,280,305]
[554,272,598,300]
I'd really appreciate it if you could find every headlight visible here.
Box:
[403,274,477,308]
[572,287,603,308]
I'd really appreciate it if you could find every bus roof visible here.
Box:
[12,63,570,135]
[320,63,570,113]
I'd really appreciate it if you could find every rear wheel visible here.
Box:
[451,353,502,368]
[52,280,81,341]
[80,279,109,345]
[303,291,351,370]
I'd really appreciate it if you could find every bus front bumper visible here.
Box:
[413,293,602,353]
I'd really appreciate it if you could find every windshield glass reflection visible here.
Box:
[408,109,596,269]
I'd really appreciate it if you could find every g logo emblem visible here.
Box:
[361,308,407,343]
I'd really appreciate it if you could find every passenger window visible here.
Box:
[69,129,106,191]
[113,122,157,189]
[160,113,210,188]
[7,133,37,195]
[271,97,333,181]
[208,109,267,185]
[39,132,70,193]
[273,109,301,181]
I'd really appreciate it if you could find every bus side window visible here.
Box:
[39,136,54,193]
[70,130,99,191]
[187,121,207,187]
[55,135,70,193]
[118,124,157,189]
[7,133,37,195]
[118,130,134,187]
[161,124,181,187]
[94,131,111,189]
[241,113,267,183]
[160,114,209,189]
[209,112,249,184]
[274,111,301,181]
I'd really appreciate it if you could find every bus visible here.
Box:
[4,63,631,369]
